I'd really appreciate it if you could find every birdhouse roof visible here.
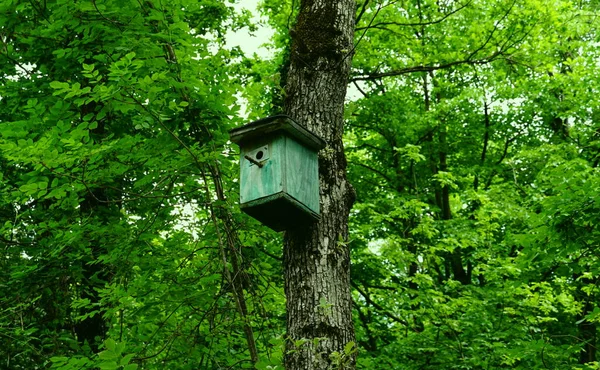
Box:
[229,115,326,151]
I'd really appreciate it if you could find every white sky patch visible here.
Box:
[368,239,384,255]
[6,62,36,82]
[346,82,364,102]
[226,0,275,59]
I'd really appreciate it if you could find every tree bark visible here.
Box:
[283,1,356,369]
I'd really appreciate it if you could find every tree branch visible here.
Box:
[350,52,502,82]
[351,0,521,82]
[352,281,408,326]
[355,1,471,31]
[349,160,395,184]
[355,0,370,25]
[352,80,369,97]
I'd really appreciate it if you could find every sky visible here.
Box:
[225,0,275,59]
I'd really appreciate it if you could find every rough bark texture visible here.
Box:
[283,0,356,369]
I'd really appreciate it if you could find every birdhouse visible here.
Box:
[229,115,326,231]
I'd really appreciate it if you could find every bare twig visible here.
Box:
[356,1,471,30]
[350,52,502,81]
[352,281,408,326]
[355,0,371,25]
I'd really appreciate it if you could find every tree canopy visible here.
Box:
[1,0,599,369]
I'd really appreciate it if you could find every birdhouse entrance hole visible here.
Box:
[247,145,269,166]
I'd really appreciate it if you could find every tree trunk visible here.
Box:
[283,1,356,369]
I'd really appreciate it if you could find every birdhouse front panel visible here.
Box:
[239,136,284,205]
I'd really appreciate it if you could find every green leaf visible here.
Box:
[97,361,119,370]
[120,353,135,366]
[104,338,116,351]
[49,81,70,90]
[344,341,355,355]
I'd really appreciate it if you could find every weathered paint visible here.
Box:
[283,136,320,214]
[240,136,284,205]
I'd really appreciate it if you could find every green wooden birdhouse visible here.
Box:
[229,115,326,231]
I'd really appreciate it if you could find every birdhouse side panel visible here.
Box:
[283,137,320,215]
[239,137,284,205]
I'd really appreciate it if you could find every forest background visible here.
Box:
[1,0,599,369]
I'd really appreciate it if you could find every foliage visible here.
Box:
[0,0,283,368]
[345,0,600,368]
[1,0,599,369]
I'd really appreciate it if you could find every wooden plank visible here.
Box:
[241,192,320,231]
[283,137,320,214]
[239,136,283,204]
